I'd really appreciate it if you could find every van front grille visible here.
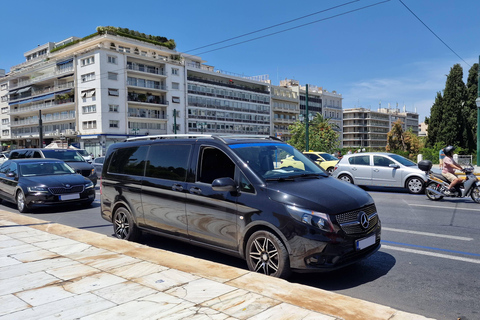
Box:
[335,204,378,235]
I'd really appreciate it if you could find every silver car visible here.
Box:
[332,152,427,194]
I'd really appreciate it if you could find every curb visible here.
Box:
[0,210,434,320]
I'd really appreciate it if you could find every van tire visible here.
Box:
[246,230,291,279]
[113,207,141,241]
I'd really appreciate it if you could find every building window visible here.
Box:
[108,88,119,96]
[108,72,118,80]
[109,120,119,128]
[81,89,96,98]
[118,46,130,53]
[81,56,95,66]
[1,95,7,102]
[82,121,97,129]
[172,82,180,90]
[172,96,180,104]
[1,84,7,91]
[2,130,9,136]
[107,55,117,64]
[172,68,179,75]
[81,72,95,82]
[82,105,96,114]
[1,107,8,113]
[109,104,119,112]
[2,119,9,125]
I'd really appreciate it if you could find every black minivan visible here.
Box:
[100,135,381,278]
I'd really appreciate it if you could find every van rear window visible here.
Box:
[108,146,148,176]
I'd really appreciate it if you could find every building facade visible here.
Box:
[0,29,346,155]
[342,107,419,150]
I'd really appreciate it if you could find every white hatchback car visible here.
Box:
[332,152,427,194]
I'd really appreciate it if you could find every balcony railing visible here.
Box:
[9,66,74,89]
[10,98,74,115]
[11,114,76,127]
[126,64,167,76]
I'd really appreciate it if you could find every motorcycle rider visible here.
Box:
[442,146,463,195]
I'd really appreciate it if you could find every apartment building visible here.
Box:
[0,28,347,154]
[278,79,343,146]
[342,107,419,149]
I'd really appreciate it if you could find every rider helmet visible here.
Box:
[444,145,455,157]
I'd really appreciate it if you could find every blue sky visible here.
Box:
[1,0,479,123]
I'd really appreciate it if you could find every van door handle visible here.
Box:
[189,187,202,195]
[172,184,183,192]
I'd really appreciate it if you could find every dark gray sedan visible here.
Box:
[0,159,95,213]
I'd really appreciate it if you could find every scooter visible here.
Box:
[418,160,480,203]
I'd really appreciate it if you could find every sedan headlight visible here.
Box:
[27,186,49,193]
[286,205,333,232]
[85,181,94,189]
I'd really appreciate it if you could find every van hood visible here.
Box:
[266,176,374,215]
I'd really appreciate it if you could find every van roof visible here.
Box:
[125,134,283,145]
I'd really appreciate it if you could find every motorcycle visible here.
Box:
[418,160,480,203]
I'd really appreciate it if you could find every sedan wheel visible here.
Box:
[16,190,29,213]
[338,174,353,184]
[246,231,290,279]
[113,207,141,241]
[406,177,424,194]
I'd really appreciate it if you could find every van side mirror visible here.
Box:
[212,177,237,192]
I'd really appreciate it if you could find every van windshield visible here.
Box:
[230,142,327,180]
[42,150,85,162]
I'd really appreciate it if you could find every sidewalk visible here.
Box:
[0,210,433,320]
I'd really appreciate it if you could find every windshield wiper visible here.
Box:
[265,177,295,181]
[287,173,323,179]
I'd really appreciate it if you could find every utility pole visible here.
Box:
[173,109,177,134]
[477,55,480,166]
[39,110,43,148]
[305,84,309,152]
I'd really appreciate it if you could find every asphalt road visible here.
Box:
[3,186,479,320]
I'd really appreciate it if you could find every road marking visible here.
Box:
[382,244,480,264]
[408,203,480,212]
[382,227,473,241]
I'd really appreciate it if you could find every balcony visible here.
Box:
[127,64,167,76]
[10,98,74,115]
[9,66,74,89]
[127,93,167,106]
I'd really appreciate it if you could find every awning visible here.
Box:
[56,58,73,66]
[32,93,55,102]
[8,89,18,95]
[16,86,32,94]
[81,89,95,98]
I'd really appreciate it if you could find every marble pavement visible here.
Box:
[0,210,433,320]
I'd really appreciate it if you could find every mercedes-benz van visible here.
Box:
[100,135,381,278]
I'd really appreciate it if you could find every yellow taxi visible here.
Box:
[280,152,339,174]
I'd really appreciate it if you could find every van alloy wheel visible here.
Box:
[246,231,290,279]
[113,207,141,241]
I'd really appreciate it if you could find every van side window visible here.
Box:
[348,155,370,166]
[146,144,191,181]
[33,151,42,158]
[108,146,148,176]
[198,147,235,184]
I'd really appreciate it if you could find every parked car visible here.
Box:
[92,156,105,178]
[0,153,8,165]
[332,152,427,194]
[8,148,97,186]
[280,151,339,174]
[0,159,95,213]
[75,149,93,163]
[101,134,381,279]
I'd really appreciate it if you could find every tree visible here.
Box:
[464,63,479,152]
[386,119,421,159]
[427,63,478,152]
[288,113,340,153]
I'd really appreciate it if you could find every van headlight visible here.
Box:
[286,205,333,232]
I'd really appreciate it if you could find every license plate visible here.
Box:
[356,234,376,250]
[60,193,80,201]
